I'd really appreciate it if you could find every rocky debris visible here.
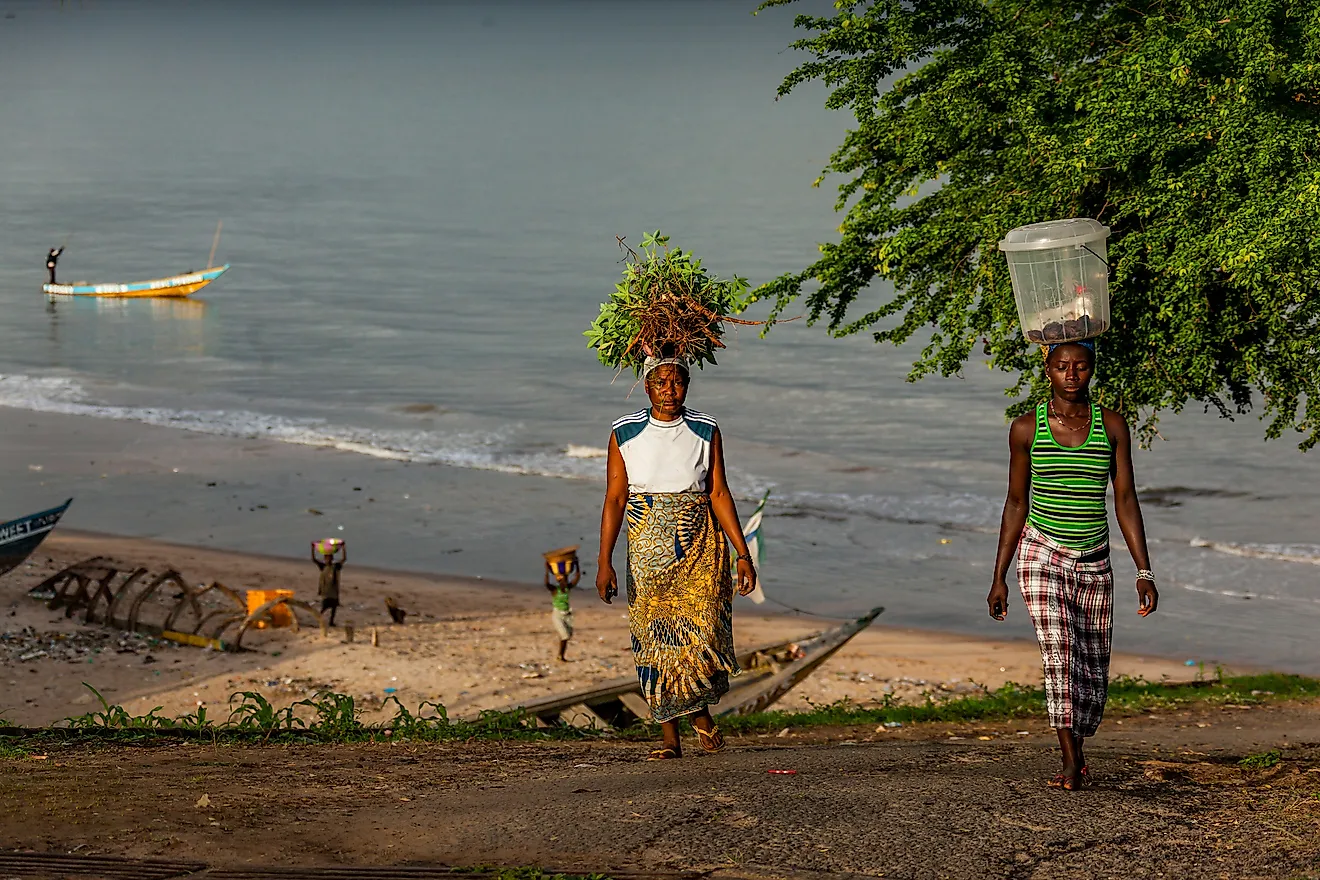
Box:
[228,675,342,700]
[0,627,179,665]
[828,671,991,703]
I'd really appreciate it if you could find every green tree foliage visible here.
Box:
[754,0,1320,447]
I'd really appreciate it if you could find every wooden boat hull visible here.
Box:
[716,606,885,718]
[43,264,229,298]
[504,606,885,729]
[0,499,72,579]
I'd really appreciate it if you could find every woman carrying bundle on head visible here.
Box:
[987,339,1159,791]
[586,231,759,761]
[596,352,757,760]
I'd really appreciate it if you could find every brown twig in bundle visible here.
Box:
[587,231,798,379]
[621,293,728,364]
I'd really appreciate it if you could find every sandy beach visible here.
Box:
[1,531,1204,728]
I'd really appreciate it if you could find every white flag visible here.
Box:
[736,489,770,604]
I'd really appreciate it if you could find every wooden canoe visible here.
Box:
[0,499,72,579]
[504,606,884,730]
[43,264,229,298]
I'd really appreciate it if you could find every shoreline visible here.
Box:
[2,402,1316,678]
[1,529,1220,728]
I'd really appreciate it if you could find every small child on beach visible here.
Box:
[543,546,580,662]
[312,539,346,627]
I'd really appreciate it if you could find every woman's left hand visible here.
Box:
[1136,577,1158,617]
[735,558,757,596]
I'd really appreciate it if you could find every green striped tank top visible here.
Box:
[1028,401,1112,549]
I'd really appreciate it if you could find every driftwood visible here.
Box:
[27,556,325,651]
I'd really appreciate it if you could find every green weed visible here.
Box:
[1,673,1315,747]
[0,742,29,759]
[67,684,173,730]
[465,869,608,880]
[1239,750,1283,770]
[294,692,362,740]
[718,673,1320,735]
[28,684,567,745]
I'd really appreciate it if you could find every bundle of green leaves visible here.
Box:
[585,231,751,376]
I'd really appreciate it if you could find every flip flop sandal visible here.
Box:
[1047,773,1065,789]
[695,725,726,754]
[647,747,681,761]
[1079,765,1095,787]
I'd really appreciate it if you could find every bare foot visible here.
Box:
[1047,768,1083,790]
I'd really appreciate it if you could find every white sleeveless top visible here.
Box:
[612,408,717,494]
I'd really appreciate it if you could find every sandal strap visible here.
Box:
[696,725,726,751]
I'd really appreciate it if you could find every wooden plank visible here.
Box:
[505,635,807,720]
[618,691,652,721]
[558,702,613,731]
[718,607,885,717]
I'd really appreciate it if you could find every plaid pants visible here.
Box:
[1017,525,1114,737]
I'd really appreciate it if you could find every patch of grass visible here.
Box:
[1,683,597,746]
[0,742,29,759]
[0,674,1315,747]
[717,673,1320,735]
[1239,749,1283,770]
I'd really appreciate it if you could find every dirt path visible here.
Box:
[2,702,1318,879]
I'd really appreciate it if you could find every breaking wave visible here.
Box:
[0,373,1002,529]
[1189,537,1320,566]
[0,373,607,480]
[771,490,1001,532]
[1178,582,1320,606]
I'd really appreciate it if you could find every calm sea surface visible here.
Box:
[0,0,1316,673]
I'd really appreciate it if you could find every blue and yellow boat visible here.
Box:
[43,264,229,298]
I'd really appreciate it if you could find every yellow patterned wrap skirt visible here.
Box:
[626,491,738,723]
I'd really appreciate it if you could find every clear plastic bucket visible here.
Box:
[998,218,1110,344]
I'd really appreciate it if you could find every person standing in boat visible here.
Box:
[46,247,63,285]
[596,354,757,760]
[987,339,1159,791]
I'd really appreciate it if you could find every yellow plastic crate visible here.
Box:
[245,589,295,629]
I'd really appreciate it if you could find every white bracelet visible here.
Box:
[1136,569,1156,584]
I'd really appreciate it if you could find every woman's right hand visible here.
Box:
[987,580,1009,620]
[596,563,618,604]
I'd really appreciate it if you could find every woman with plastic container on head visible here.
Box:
[988,220,1159,791]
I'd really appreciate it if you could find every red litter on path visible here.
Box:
[768,769,797,775]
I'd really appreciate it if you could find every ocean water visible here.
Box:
[0,0,1317,674]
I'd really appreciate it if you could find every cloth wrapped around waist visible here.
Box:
[625,492,738,723]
